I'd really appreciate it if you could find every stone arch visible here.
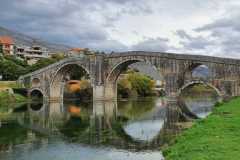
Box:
[105,58,159,100]
[184,63,212,81]
[49,62,92,101]
[30,88,44,100]
[31,78,41,88]
[107,59,144,82]
[178,80,222,99]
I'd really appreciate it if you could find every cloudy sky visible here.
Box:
[1,0,240,57]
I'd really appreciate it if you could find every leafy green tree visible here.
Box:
[4,55,28,67]
[51,53,65,60]
[0,59,27,80]
[0,44,3,54]
[118,78,132,98]
[27,58,58,72]
[128,72,154,96]
[117,71,155,97]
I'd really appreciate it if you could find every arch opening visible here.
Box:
[30,89,43,101]
[107,60,165,99]
[192,64,211,80]
[50,63,93,101]
[185,64,212,83]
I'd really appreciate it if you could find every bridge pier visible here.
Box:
[104,82,117,101]
[93,83,117,101]
[93,85,105,101]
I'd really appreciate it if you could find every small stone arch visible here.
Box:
[30,88,44,100]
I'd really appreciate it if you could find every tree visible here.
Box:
[4,55,28,67]
[128,72,154,96]
[0,44,3,54]
[27,58,58,72]
[118,78,132,98]
[117,71,155,98]
[0,59,27,80]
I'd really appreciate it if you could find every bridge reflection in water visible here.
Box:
[0,97,215,160]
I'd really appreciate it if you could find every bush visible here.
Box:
[117,72,155,98]
[118,78,132,98]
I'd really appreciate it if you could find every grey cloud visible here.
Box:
[131,37,171,52]
[194,13,240,55]
[176,30,213,50]
[176,30,192,40]
[0,0,154,52]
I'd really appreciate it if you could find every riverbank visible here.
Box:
[0,91,26,107]
[0,81,27,107]
[163,97,240,160]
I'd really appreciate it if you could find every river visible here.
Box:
[0,97,217,160]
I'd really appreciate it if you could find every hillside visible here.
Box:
[0,26,71,52]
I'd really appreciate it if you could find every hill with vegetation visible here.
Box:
[0,26,71,52]
[0,54,64,81]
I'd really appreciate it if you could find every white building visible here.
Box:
[16,45,50,65]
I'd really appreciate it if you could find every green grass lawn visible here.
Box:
[163,97,240,160]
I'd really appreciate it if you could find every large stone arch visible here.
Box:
[49,62,93,101]
[107,59,145,82]
[105,58,158,100]
[181,62,213,83]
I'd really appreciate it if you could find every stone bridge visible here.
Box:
[18,51,240,101]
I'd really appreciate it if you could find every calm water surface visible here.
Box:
[0,97,216,160]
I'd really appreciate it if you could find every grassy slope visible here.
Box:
[163,97,240,160]
[0,91,26,107]
[0,81,21,90]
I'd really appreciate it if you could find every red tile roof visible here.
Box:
[70,48,88,52]
[0,36,14,45]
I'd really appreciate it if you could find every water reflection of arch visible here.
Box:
[17,101,65,135]
[177,80,222,118]
[57,100,120,144]
[80,98,181,151]
[112,100,181,150]
[178,80,222,98]
[28,102,45,113]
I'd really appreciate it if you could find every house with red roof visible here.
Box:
[0,36,15,55]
